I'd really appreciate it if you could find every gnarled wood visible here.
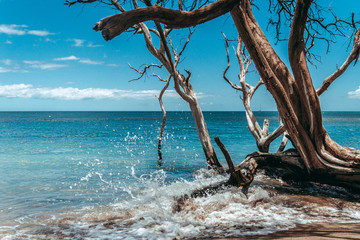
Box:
[214,136,246,185]
[229,0,360,182]
[93,0,241,40]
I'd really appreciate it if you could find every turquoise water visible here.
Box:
[1,111,360,239]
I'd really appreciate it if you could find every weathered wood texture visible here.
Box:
[94,0,241,40]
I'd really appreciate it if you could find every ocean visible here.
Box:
[0,111,360,239]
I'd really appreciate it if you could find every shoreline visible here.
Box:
[215,222,360,239]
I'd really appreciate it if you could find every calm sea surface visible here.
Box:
[1,111,360,239]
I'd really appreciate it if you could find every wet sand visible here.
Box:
[216,222,360,239]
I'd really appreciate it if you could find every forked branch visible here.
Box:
[222,33,286,153]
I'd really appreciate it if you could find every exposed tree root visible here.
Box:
[173,148,305,212]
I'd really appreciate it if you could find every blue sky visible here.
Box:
[1,0,360,111]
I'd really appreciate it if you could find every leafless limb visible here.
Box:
[267,0,360,63]
[157,75,171,164]
[223,33,286,153]
[152,73,168,82]
[128,63,163,81]
[222,33,242,91]
[317,28,360,96]
[65,0,98,6]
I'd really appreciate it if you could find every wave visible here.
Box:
[2,168,360,239]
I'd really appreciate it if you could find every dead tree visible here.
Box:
[155,75,171,165]
[223,33,287,153]
[67,0,222,168]
[93,0,360,190]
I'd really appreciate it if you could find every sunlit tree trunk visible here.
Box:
[230,0,360,188]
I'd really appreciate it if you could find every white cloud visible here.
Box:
[1,59,12,66]
[87,42,103,48]
[107,64,118,67]
[0,84,210,101]
[0,84,168,100]
[0,24,53,36]
[79,59,103,65]
[0,24,27,35]
[23,60,42,65]
[27,30,52,37]
[348,86,360,99]
[23,60,67,70]
[31,63,67,70]
[54,55,80,61]
[0,66,14,73]
[72,39,85,47]
[5,40,12,44]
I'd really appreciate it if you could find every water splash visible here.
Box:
[3,168,360,239]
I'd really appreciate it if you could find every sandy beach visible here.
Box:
[216,222,360,239]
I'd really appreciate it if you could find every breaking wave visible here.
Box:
[2,168,360,239]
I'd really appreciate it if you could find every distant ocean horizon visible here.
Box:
[1,111,360,239]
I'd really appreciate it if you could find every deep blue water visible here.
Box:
[0,111,360,239]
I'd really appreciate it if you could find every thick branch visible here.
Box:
[94,0,241,40]
[214,136,246,185]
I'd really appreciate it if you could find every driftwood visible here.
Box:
[173,147,305,212]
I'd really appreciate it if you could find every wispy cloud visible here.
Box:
[79,59,103,65]
[0,60,28,73]
[1,59,12,66]
[0,84,210,100]
[0,67,14,73]
[27,30,52,37]
[0,24,27,35]
[53,55,80,61]
[348,86,360,99]
[87,42,103,48]
[23,60,42,65]
[70,39,102,48]
[72,39,85,47]
[0,24,53,36]
[23,61,67,70]
[5,40,12,44]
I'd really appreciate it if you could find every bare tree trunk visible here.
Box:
[157,77,170,165]
[187,90,222,168]
[230,0,360,187]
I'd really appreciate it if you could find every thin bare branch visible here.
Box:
[65,0,97,6]
[153,73,168,82]
[317,28,360,96]
[128,63,163,81]
[222,32,243,91]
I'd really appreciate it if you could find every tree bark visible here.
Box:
[188,91,222,168]
[157,76,171,165]
[94,0,240,40]
[230,0,360,187]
